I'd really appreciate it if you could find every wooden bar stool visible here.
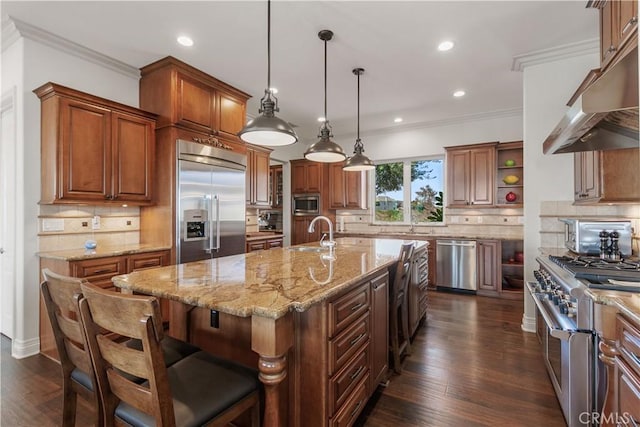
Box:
[78,281,261,427]
[389,243,414,374]
[40,269,102,427]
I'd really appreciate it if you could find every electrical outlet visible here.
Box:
[91,215,101,230]
[210,310,219,328]
[126,220,132,226]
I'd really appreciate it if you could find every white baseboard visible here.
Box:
[521,313,536,333]
[11,337,40,359]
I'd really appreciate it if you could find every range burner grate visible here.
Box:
[548,255,640,285]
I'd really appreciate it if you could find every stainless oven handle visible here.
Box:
[526,282,573,341]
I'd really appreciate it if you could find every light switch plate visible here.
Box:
[42,218,64,232]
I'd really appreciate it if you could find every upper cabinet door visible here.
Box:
[111,112,155,203]
[59,98,112,201]
[176,73,216,134]
[217,92,246,140]
[469,147,494,206]
[446,150,470,206]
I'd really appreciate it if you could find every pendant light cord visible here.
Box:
[324,37,327,120]
[267,0,271,90]
[356,71,360,140]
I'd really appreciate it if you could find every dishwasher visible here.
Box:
[436,240,477,291]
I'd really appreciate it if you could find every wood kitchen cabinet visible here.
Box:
[370,273,389,392]
[594,0,638,71]
[246,144,271,207]
[445,142,496,207]
[328,163,366,210]
[270,165,283,208]
[408,244,429,337]
[140,56,250,145]
[477,240,500,297]
[39,249,170,362]
[574,147,640,204]
[35,83,156,205]
[291,159,324,194]
[292,216,323,245]
[245,235,283,252]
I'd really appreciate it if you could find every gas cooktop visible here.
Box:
[548,255,640,291]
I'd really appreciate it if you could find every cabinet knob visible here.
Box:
[623,16,638,35]
[105,194,113,200]
[607,45,617,54]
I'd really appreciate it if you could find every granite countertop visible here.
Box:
[112,237,427,319]
[245,232,283,242]
[587,288,640,326]
[338,231,523,241]
[37,244,172,261]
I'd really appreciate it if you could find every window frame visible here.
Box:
[370,155,445,225]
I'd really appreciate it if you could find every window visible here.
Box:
[373,157,444,224]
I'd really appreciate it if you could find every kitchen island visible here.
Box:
[112,237,427,427]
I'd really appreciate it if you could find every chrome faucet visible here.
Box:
[308,215,336,250]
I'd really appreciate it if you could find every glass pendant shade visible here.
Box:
[304,29,346,163]
[343,67,374,171]
[238,0,298,146]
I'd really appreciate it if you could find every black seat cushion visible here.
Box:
[70,368,93,391]
[126,336,200,367]
[114,351,259,427]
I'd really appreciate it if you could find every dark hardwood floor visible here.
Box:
[1,291,564,426]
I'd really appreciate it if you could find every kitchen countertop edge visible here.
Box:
[37,244,172,261]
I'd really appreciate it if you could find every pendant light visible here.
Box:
[238,0,298,146]
[304,30,346,163]
[343,68,374,171]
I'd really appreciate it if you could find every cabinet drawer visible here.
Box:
[129,251,167,272]
[267,238,283,249]
[330,376,368,427]
[618,314,640,377]
[328,283,370,337]
[616,357,640,426]
[329,344,370,415]
[72,256,127,281]
[329,313,369,375]
[247,241,266,252]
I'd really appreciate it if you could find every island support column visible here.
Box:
[252,312,294,427]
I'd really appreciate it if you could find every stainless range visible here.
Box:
[528,254,640,427]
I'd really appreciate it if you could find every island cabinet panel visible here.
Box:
[296,271,388,426]
[408,245,428,337]
[370,273,389,391]
[614,314,640,425]
[35,82,156,205]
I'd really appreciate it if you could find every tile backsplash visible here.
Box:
[38,205,141,252]
[539,201,640,254]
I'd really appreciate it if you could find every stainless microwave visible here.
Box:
[292,193,320,216]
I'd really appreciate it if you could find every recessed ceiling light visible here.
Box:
[317,117,326,122]
[453,90,466,98]
[394,117,403,123]
[438,40,455,52]
[269,87,278,94]
[177,35,194,47]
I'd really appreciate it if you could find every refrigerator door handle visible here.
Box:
[205,194,214,254]
[214,194,220,251]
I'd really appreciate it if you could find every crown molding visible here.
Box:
[2,16,139,78]
[511,38,599,72]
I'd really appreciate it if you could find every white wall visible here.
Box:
[521,52,599,332]
[2,31,140,357]
[273,111,523,161]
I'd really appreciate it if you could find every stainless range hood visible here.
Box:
[543,47,639,154]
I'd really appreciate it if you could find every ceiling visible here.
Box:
[3,1,598,143]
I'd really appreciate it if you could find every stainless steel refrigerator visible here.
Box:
[176,140,246,263]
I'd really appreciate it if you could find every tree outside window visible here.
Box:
[374,158,444,224]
